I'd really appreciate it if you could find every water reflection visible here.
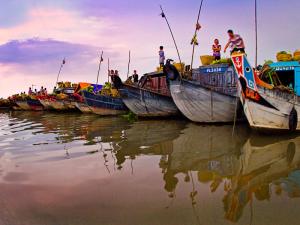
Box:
[1,111,300,224]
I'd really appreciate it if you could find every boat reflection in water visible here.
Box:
[1,112,300,225]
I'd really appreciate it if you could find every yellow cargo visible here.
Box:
[65,82,71,88]
[111,88,120,97]
[200,55,214,66]
[277,52,293,62]
[173,62,185,72]
[157,66,163,72]
[294,50,300,61]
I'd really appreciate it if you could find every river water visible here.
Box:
[0,111,300,225]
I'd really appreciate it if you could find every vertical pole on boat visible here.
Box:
[127,50,131,79]
[255,0,258,68]
[107,58,110,83]
[159,5,182,70]
[55,58,66,87]
[190,0,204,77]
[96,51,104,85]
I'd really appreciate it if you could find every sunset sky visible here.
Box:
[0,0,299,97]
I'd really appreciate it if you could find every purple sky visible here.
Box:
[0,0,299,97]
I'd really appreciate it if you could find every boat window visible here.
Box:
[276,70,295,89]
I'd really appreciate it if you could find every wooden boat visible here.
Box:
[40,87,78,111]
[119,71,180,117]
[82,90,128,116]
[75,102,92,113]
[164,61,242,123]
[231,53,300,132]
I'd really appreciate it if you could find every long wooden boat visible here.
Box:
[164,62,242,123]
[15,98,44,111]
[119,71,180,117]
[231,53,300,132]
[82,90,128,115]
[15,100,31,110]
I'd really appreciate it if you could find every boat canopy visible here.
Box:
[74,82,102,93]
[270,61,300,95]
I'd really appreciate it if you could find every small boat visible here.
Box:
[82,90,128,116]
[119,71,180,117]
[164,61,242,123]
[231,53,300,132]
[42,87,78,111]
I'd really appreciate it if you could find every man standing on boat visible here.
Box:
[224,30,245,54]
[159,46,165,67]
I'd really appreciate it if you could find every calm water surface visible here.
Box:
[0,111,300,225]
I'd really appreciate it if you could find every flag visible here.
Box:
[190,34,199,46]
[160,12,165,18]
[100,56,104,62]
[196,23,202,31]
[62,59,66,64]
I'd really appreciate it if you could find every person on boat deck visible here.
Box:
[212,39,221,60]
[159,46,165,67]
[44,88,48,95]
[40,86,44,94]
[34,89,37,95]
[224,30,245,54]
[132,70,139,83]
[110,70,122,89]
[28,87,33,95]
[110,70,115,76]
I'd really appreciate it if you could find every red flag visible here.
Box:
[100,56,104,62]
[196,23,201,31]
[62,59,66,64]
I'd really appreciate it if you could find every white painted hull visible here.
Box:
[170,80,239,123]
[241,88,300,131]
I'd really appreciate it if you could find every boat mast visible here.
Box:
[127,50,131,79]
[159,5,182,70]
[55,58,66,87]
[190,0,204,76]
[255,0,258,68]
[96,51,104,85]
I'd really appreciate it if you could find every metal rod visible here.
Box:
[160,5,182,68]
[127,50,131,79]
[55,58,65,86]
[191,0,204,76]
[255,0,258,68]
[96,51,104,85]
[107,58,110,83]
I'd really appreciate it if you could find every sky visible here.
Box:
[0,0,299,97]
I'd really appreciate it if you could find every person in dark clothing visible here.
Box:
[111,73,123,89]
[132,70,139,83]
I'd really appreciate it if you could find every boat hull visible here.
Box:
[169,80,239,123]
[75,102,92,113]
[15,101,31,110]
[27,99,44,111]
[39,99,55,110]
[83,91,128,116]
[241,88,300,131]
[119,85,179,117]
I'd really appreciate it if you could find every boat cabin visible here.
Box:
[138,71,169,95]
[192,64,237,88]
[270,61,300,95]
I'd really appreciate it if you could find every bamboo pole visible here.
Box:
[127,50,131,79]
[160,5,182,69]
[96,51,104,85]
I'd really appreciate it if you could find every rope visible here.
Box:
[190,0,205,77]
[96,51,104,85]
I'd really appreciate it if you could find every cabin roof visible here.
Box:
[270,61,300,71]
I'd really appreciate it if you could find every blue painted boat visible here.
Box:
[82,90,128,116]
[119,71,180,117]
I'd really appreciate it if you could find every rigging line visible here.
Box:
[160,5,182,70]
[255,0,258,68]
[191,0,204,77]
[96,51,104,85]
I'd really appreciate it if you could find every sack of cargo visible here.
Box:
[57,82,64,88]
[173,62,185,72]
[294,50,300,61]
[65,82,71,88]
[276,51,293,62]
[200,55,214,66]
[111,88,120,97]
[156,66,163,72]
